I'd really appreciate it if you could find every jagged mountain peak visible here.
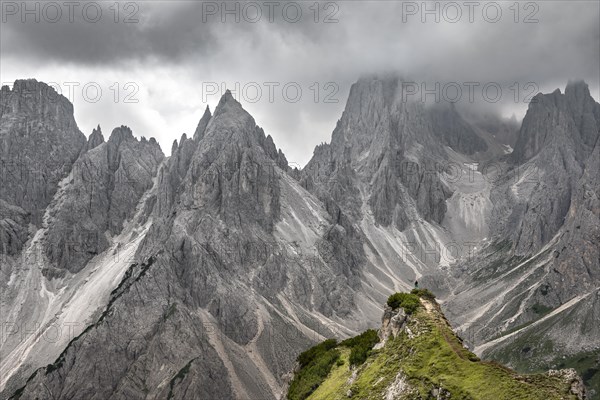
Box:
[10,78,58,94]
[565,79,591,97]
[200,90,257,144]
[214,89,242,113]
[105,125,161,152]
[194,90,289,173]
[194,92,288,169]
[351,74,402,106]
[86,124,105,150]
[193,105,212,141]
[108,125,135,144]
[6,79,73,109]
[511,80,600,164]
[0,78,86,230]
[333,74,490,158]
[1,79,78,127]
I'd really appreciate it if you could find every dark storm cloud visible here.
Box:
[1,0,598,164]
[2,1,598,81]
[0,1,340,65]
[2,1,598,88]
[1,2,220,64]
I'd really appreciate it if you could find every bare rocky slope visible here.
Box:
[443,81,600,396]
[1,76,598,399]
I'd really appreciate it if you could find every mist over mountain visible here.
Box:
[1,75,598,399]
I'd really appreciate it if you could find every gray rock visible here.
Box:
[429,102,488,155]
[86,124,105,151]
[43,125,164,273]
[12,90,367,400]
[0,79,86,248]
[301,75,454,231]
[5,76,599,400]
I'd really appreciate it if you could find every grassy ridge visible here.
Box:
[288,330,381,400]
[289,291,581,400]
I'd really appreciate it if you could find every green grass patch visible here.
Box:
[307,349,353,400]
[411,288,436,300]
[300,300,580,400]
[340,329,380,366]
[288,339,341,400]
[387,292,420,314]
[531,303,553,316]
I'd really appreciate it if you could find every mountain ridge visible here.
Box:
[1,76,598,399]
[287,290,586,400]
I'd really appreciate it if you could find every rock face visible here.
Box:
[0,199,29,256]
[0,80,87,253]
[511,81,599,164]
[9,91,373,400]
[429,103,488,155]
[443,81,600,394]
[2,76,599,399]
[375,305,407,349]
[0,82,165,398]
[301,76,453,231]
[493,82,599,256]
[43,125,164,274]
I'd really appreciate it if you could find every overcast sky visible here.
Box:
[1,0,599,166]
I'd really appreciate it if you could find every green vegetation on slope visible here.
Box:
[340,329,380,366]
[488,333,599,399]
[387,292,420,314]
[410,288,436,301]
[555,350,599,399]
[287,339,341,400]
[288,330,382,400]
[290,291,582,400]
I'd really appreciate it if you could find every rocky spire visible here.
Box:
[564,80,600,148]
[108,125,135,145]
[193,105,212,141]
[0,79,86,231]
[511,80,599,164]
[86,124,105,150]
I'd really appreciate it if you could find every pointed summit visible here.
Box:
[222,89,235,102]
[565,79,590,97]
[213,89,245,117]
[511,80,600,163]
[202,90,256,141]
[86,124,105,150]
[108,125,135,146]
[193,105,212,141]
[564,80,599,147]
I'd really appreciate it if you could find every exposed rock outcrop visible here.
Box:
[0,79,87,253]
[43,125,164,274]
[301,75,454,231]
[11,91,369,400]
[288,294,586,400]
[3,76,598,400]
